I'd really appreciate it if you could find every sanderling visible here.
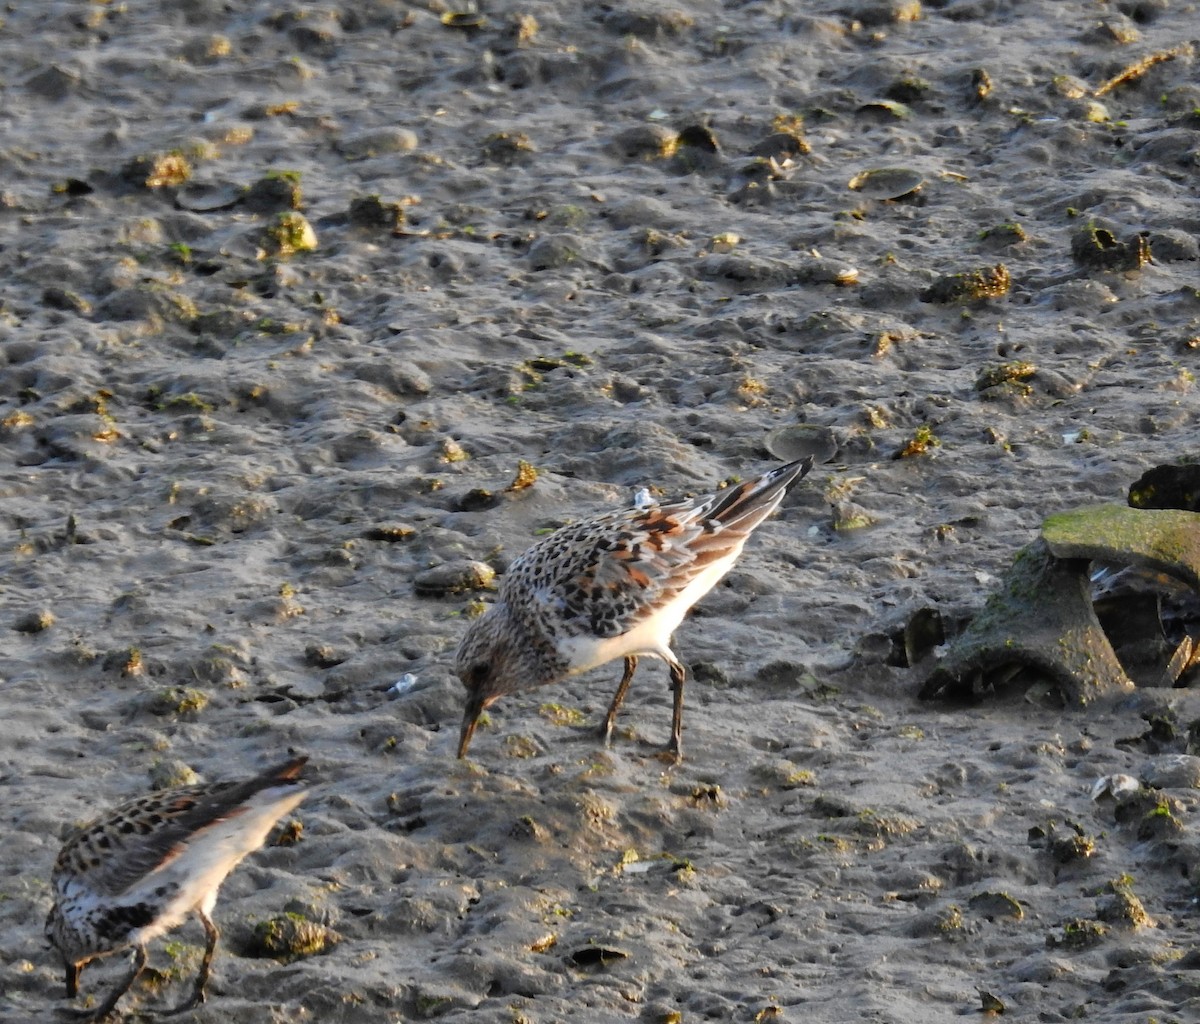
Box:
[45,756,310,1021]
[455,457,813,762]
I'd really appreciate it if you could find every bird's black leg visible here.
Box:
[166,910,219,1015]
[84,945,146,1022]
[665,658,686,764]
[599,656,638,743]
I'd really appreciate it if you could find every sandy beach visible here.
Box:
[3,1,1200,1021]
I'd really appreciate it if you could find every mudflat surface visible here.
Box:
[2,1,1200,1022]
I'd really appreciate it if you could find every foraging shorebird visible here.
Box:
[45,756,309,1021]
[455,458,813,762]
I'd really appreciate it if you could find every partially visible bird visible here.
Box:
[45,756,310,1021]
[455,457,813,762]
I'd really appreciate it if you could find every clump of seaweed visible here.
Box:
[921,264,1010,303]
[508,460,538,491]
[975,360,1036,393]
[122,151,192,189]
[152,687,209,717]
[979,222,1027,244]
[894,424,940,459]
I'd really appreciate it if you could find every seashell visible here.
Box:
[764,424,836,464]
[175,181,243,212]
[847,167,925,200]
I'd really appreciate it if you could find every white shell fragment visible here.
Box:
[388,673,419,697]
[1090,774,1140,801]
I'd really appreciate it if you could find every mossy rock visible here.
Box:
[248,913,340,962]
[920,538,1132,704]
[1042,504,1200,591]
[922,503,1200,704]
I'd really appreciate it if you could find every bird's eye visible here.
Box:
[466,662,489,688]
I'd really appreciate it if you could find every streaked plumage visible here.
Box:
[45,756,310,1021]
[456,458,813,761]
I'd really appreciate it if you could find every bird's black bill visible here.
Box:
[457,694,485,758]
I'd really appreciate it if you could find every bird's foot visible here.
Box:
[654,745,682,766]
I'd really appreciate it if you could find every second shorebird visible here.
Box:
[45,757,310,1022]
[455,457,813,762]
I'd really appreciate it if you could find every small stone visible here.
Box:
[243,173,303,212]
[305,644,346,669]
[263,212,318,258]
[363,524,416,542]
[336,127,418,160]
[968,891,1024,921]
[248,914,340,961]
[151,687,209,717]
[26,64,81,100]
[456,488,499,512]
[348,195,405,229]
[149,759,199,790]
[1050,919,1107,949]
[1097,888,1152,930]
[921,264,1010,303]
[611,124,677,160]
[1141,754,1200,789]
[14,609,55,633]
[482,131,535,164]
[413,560,496,597]
[528,234,583,271]
[42,287,92,315]
[1070,224,1151,271]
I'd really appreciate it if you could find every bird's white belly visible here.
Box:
[559,548,743,674]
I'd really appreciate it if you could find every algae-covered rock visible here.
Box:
[923,502,1200,704]
[248,913,340,961]
[1128,463,1200,513]
[1042,504,1200,591]
[920,539,1133,704]
[263,211,318,258]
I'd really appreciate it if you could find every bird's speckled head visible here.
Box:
[454,602,554,759]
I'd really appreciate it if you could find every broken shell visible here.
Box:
[847,167,925,201]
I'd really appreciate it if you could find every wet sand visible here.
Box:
[2,1,1200,1021]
